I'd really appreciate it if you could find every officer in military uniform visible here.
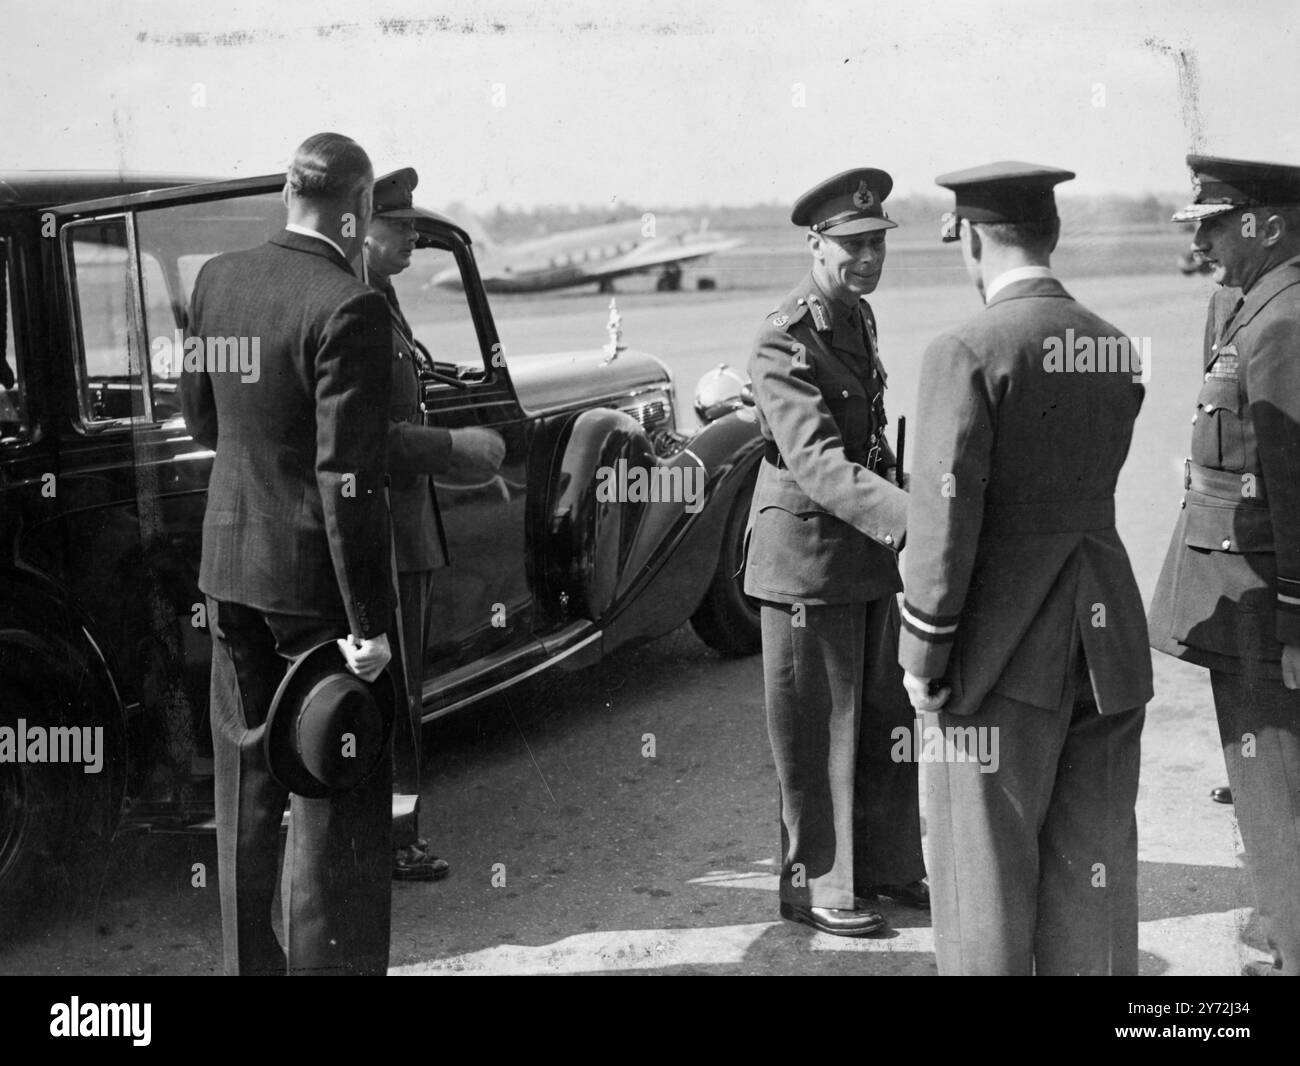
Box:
[744,168,927,938]
[365,168,505,881]
[1149,155,1300,977]
[899,162,1152,975]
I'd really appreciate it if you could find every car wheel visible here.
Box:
[0,669,123,929]
[690,470,761,656]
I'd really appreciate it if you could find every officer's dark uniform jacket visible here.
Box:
[1150,258,1300,677]
[743,272,908,605]
[898,276,1153,717]
[376,278,451,572]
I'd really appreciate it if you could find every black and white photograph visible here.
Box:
[0,0,1297,1022]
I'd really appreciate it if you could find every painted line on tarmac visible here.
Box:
[391,921,936,975]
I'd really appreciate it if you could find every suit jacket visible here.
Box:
[373,279,452,573]
[1149,261,1300,677]
[181,230,393,639]
[898,276,1152,716]
[742,272,908,605]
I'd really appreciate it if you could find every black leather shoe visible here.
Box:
[864,880,931,909]
[393,841,451,883]
[779,901,887,936]
[1211,786,1233,804]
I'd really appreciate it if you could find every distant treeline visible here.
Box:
[447,194,1186,242]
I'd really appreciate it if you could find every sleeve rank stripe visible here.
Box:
[900,600,961,630]
[900,601,959,638]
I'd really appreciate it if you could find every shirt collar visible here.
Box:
[284,223,348,263]
[985,265,1054,303]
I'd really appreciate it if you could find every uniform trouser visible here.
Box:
[1210,669,1300,975]
[761,596,925,910]
[925,654,1145,975]
[207,598,392,976]
[392,569,435,847]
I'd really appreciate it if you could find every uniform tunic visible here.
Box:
[1149,258,1300,974]
[899,274,1151,974]
[744,271,923,910]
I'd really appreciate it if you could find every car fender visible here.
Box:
[600,411,763,649]
[0,571,129,907]
[0,570,130,745]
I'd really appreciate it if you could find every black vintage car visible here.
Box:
[0,172,762,916]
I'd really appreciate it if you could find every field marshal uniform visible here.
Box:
[899,163,1152,974]
[744,169,925,933]
[1149,156,1300,976]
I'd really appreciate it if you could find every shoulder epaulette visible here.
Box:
[767,296,810,332]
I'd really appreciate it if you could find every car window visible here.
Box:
[390,244,490,376]
[135,193,285,422]
[177,253,218,298]
[1,238,28,442]
[65,217,146,424]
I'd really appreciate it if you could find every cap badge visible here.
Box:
[1191,172,1203,200]
[852,181,875,210]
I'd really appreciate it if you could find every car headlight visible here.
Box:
[694,364,753,424]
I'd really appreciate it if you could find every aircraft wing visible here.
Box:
[583,234,745,282]
[433,222,745,293]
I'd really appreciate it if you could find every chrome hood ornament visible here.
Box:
[601,297,624,364]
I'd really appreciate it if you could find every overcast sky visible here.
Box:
[3,0,1297,211]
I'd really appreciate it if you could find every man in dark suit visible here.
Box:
[744,169,927,938]
[363,167,504,882]
[1149,155,1300,977]
[181,132,395,976]
[899,162,1152,975]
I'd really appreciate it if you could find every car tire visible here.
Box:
[0,662,124,930]
[690,470,762,657]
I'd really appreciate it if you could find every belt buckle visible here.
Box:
[1183,457,1192,491]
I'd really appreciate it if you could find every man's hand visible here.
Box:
[1283,644,1300,690]
[338,632,392,683]
[903,670,951,712]
[884,468,911,492]
[448,426,506,478]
